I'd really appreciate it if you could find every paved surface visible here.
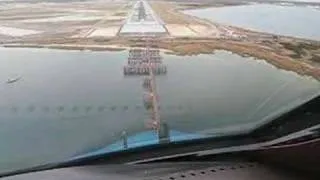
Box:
[119,0,167,36]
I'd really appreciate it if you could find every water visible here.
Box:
[184,4,320,40]
[0,48,319,174]
[287,0,320,2]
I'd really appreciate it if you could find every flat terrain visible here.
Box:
[0,0,320,80]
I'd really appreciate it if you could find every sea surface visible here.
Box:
[184,4,320,40]
[0,48,319,174]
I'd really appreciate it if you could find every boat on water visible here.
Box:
[6,77,21,84]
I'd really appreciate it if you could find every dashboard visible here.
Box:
[2,161,309,180]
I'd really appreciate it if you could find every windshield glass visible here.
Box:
[1,0,320,175]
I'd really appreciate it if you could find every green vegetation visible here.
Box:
[93,38,110,43]
[310,55,320,63]
[113,12,127,16]
[280,42,320,59]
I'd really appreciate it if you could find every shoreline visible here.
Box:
[174,0,320,11]
[0,0,319,81]
[2,40,319,81]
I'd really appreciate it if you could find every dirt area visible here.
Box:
[88,27,121,38]
[166,24,197,37]
[0,0,130,40]
[150,1,208,25]
[187,25,214,36]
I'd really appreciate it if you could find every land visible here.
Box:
[0,0,320,80]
